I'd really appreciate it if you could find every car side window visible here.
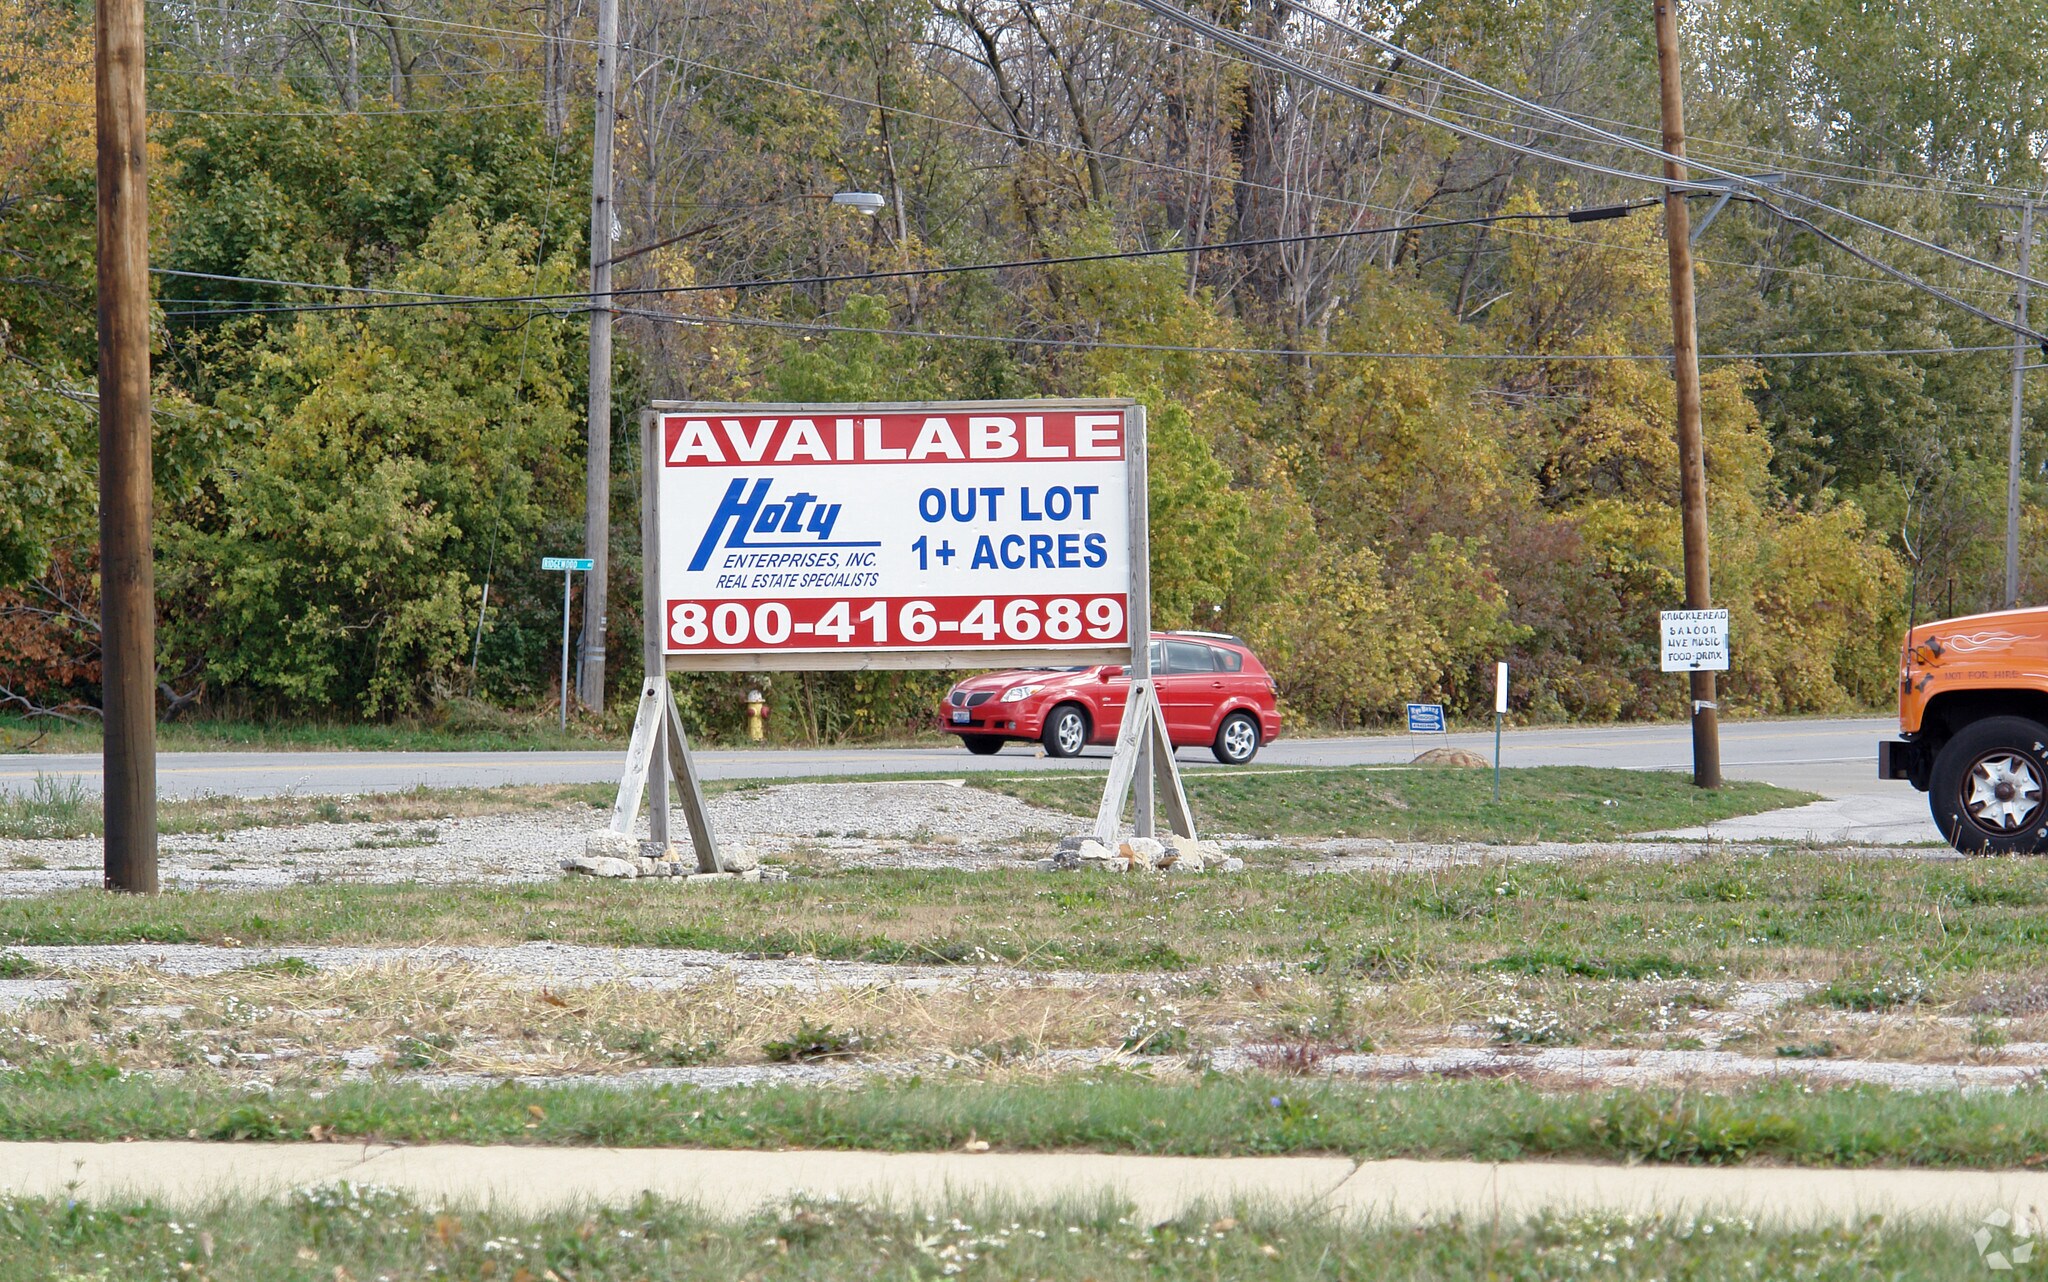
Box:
[1164,641,1216,674]
[1148,642,1164,670]
[1212,647,1242,672]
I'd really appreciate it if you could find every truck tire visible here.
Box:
[1929,716,2048,854]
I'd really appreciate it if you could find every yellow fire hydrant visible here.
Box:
[746,689,768,741]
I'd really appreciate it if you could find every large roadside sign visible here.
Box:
[647,399,1135,671]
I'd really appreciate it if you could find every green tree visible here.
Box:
[164,209,583,715]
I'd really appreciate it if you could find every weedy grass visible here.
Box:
[2,854,2044,982]
[0,775,94,839]
[2,1071,2047,1170]
[0,1186,1975,1281]
[973,764,1809,841]
[0,764,1803,842]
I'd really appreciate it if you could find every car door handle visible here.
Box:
[1210,681,1223,688]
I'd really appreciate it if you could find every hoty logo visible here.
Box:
[687,478,881,571]
[1975,1207,2038,1270]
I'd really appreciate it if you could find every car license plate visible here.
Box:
[951,710,971,724]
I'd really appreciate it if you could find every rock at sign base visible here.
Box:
[584,830,638,861]
[1075,839,1116,864]
[561,855,638,879]
[1411,747,1489,769]
[1219,856,1246,873]
[717,845,761,873]
[1166,853,1206,874]
[1055,835,1090,855]
[1124,837,1165,861]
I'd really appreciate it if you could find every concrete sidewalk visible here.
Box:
[1647,789,1944,845]
[3,1142,2045,1226]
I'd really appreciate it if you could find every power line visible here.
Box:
[153,0,2003,304]
[615,304,2013,363]
[1065,4,2043,203]
[155,201,1662,316]
[1278,0,2048,294]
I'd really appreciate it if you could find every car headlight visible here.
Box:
[1000,685,1042,702]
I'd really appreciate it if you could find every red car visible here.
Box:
[939,632,1283,764]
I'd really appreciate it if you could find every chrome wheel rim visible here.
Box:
[1222,718,1257,761]
[1965,751,2045,833]
[1055,714,1084,754]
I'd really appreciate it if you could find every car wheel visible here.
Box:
[1041,705,1089,759]
[961,735,1004,756]
[1929,716,2048,854]
[1213,712,1260,765]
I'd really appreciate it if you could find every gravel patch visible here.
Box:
[0,781,1084,890]
[0,979,70,1011]
[1205,1044,2047,1094]
[5,941,1123,993]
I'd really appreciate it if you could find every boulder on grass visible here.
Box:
[1411,747,1489,769]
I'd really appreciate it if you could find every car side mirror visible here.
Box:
[1102,666,1126,681]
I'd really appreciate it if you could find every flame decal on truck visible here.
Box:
[1943,631,2028,655]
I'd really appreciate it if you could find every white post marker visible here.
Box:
[1493,661,1508,803]
[615,399,1194,871]
[542,556,595,729]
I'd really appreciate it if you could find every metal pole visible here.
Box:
[1654,0,1722,789]
[575,0,618,713]
[1493,714,1502,804]
[2008,197,2033,610]
[97,0,157,893]
[560,569,573,731]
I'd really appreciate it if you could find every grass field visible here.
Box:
[0,1185,1969,1281]
[980,764,1808,841]
[0,764,1809,843]
[3,1070,2047,1170]
[0,853,2032,980]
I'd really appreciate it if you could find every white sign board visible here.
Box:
[648,400,1134,670]
[1660,608,1730,672]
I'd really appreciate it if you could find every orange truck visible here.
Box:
[1880,609,2048,852]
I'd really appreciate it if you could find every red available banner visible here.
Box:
[662,410,1127,467]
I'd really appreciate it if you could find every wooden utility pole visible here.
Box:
[1653,0,1722,789]
[575,0,618,714]
[97,0,159,890]
[2006,197,2033,610]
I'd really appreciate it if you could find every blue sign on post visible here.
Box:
[1406,703,1446,734]
[542,556,595,572]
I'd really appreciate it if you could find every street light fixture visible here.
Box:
[831,191,887,216]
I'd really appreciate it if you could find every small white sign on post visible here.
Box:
[1660,609,1731,672]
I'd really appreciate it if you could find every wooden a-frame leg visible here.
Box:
[662,682,723,873]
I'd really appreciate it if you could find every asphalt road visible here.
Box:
[0,716,1896,801]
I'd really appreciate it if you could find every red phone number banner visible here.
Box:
[664,594,1129,651]
[662,410,1127,468]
